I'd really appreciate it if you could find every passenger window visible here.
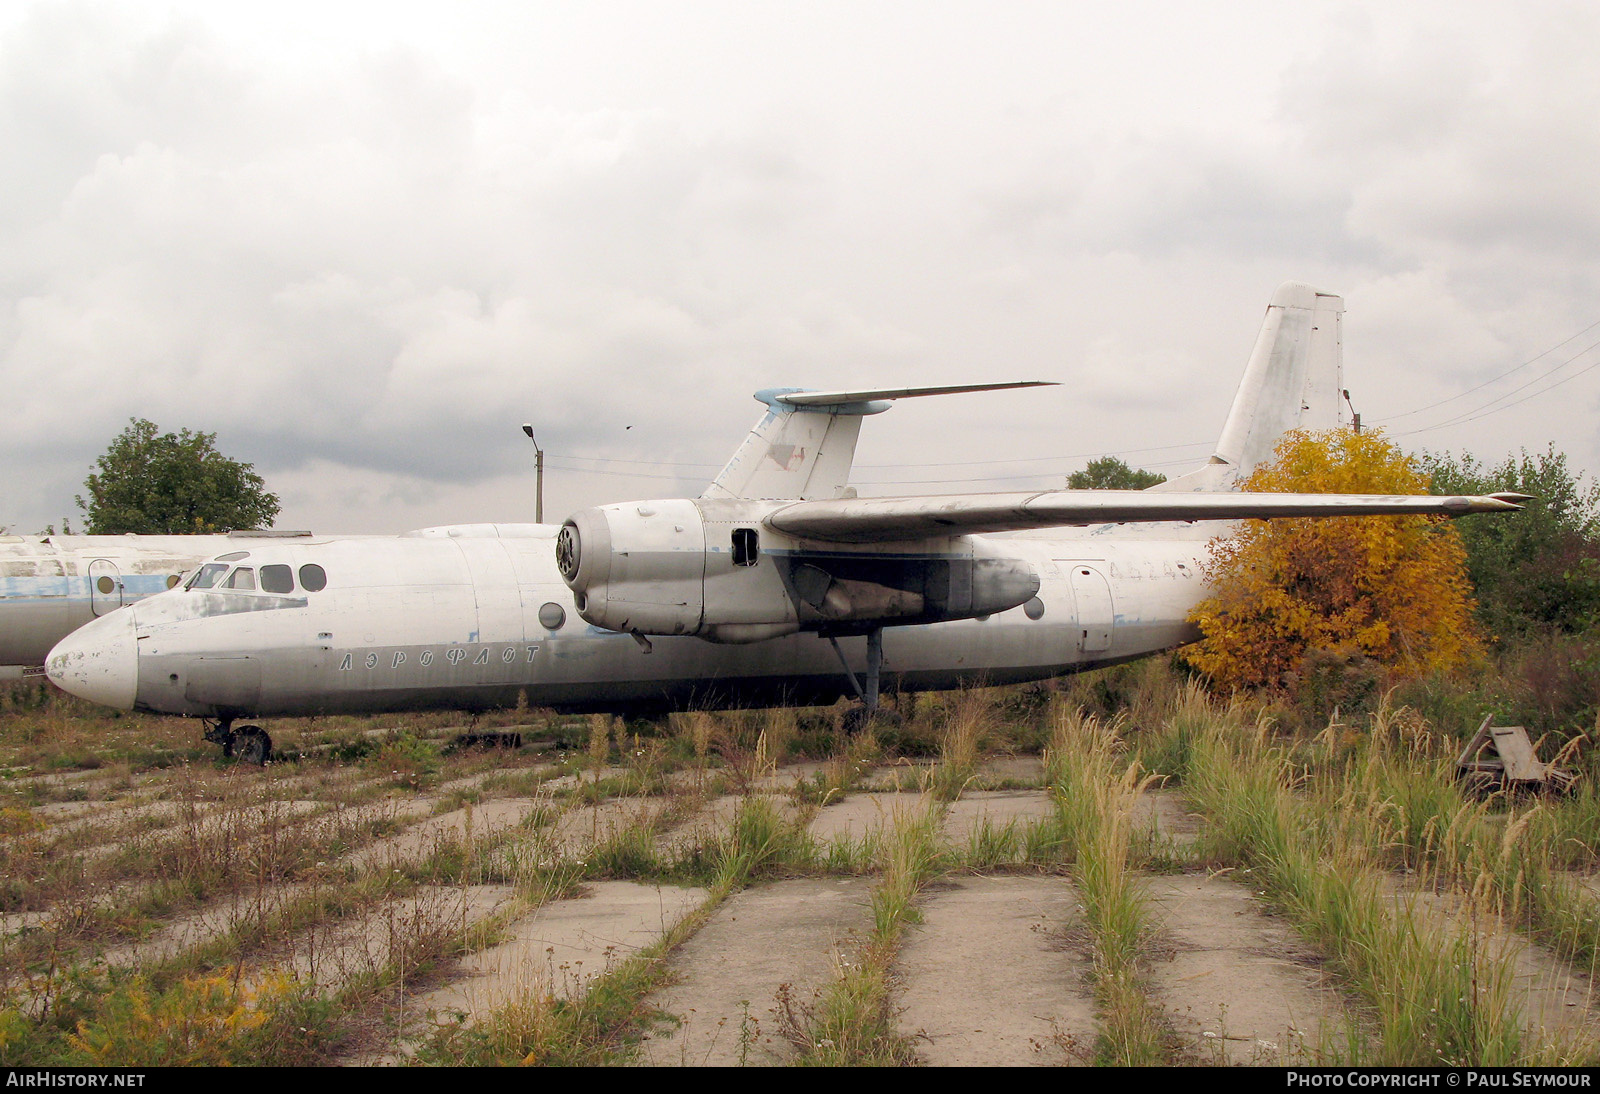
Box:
[299,564,328,592]
[261,564,294,594]
[187,563,229,590]
[224,567,256,591]
[732,528,759,567]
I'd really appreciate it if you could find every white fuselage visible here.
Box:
[47,524,1212,718]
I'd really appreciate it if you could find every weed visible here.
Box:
[1049,708,1169,1064]
[928,690,996,802]
[2,968,340,1066]
[709,797,809,889]
[791,746,873,807]
[373,733,442,791]
[958,817,1021,869]
[789,799,940,1065]
[587,822,666,879]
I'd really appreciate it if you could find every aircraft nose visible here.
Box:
[47,610,138,710]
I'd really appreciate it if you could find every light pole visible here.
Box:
[521,424,544,524]
[1342,389,1362,435]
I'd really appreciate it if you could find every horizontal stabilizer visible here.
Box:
[704,380,1057,501]
[764,490,1526,544]
[775,381,1055,407]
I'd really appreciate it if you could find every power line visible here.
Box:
[540,316,1600,481]
[1394,345,1600,439]
[550,444,1213,487]
[546,438,1213,473]
[543,459,709,483]
[857,439,1213,469]
[1389,334,1600,438]
[1375,316,1600,424]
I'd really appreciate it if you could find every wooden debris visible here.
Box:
[1455,714,1576,796]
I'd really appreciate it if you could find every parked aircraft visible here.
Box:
[46,283,1523,762]
[0,527,490,676]
[0,531,316,677]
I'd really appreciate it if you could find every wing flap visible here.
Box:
[763,490,1527,544]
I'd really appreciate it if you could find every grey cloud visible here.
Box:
[973,139,1360,264]
[0,13,870,525]
[7,2,1600,533]
[1285,8,1600,266]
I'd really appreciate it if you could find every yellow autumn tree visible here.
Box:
[1184,429,1483,690]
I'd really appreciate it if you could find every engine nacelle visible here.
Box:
[558,500,710,636]
[558,499,1041,640]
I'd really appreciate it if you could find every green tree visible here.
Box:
[1185,429,1482,691]
[76,419,280,534]
[1419,445,1600,641]
[1068,456,1167,490]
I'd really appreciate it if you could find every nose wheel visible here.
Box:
[202,719,273,765]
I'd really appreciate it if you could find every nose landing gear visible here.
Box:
[202,719,273,765]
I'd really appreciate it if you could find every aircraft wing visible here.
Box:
[763,490,1529,545]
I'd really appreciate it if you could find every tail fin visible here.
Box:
[1155,282,1345,493]
[702,382,1054,501]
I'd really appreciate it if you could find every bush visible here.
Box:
[1187,430,1483,691]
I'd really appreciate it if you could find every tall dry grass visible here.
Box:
[1183,708,1534,1065]
[1047,706,1168,1064]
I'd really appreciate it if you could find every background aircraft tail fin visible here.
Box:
[1153,282,1345,493]
[703,382,1053,500]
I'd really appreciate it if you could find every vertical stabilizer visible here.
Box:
[701,390,879,501]
[1155,282,1344,493]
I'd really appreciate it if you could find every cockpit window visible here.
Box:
[224,567,256,591]
[260,564,294,594]
[299,564,327,592]
[217,551,250,562]
[187,563,229,590]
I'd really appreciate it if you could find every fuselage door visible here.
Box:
[88,560,124,617]
[1067,564,1114,655]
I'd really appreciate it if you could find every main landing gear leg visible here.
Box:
[830,629,899,734]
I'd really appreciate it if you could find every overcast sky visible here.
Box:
[3,0,1598,534]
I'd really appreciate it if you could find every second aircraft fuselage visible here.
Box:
[48,525,1213,719]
